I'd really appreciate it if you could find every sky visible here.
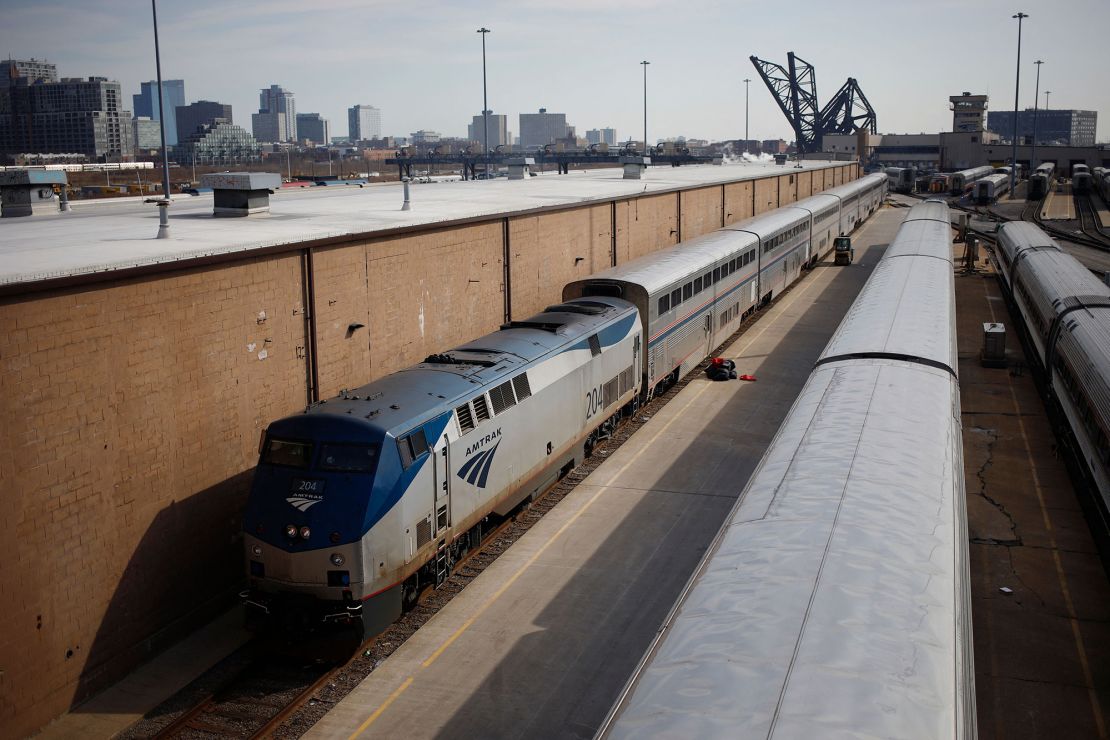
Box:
[4,0,1108,144]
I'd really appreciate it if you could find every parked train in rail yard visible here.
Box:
[599,200,975,738]
[240,172,888,636]
[993,221,1110,528]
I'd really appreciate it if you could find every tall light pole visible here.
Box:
[1009,11,1028,197]
[743,78,751,155]
[151,0,171,238]
[641,60,650,155]
[1031,59,1043,171]
[477,28,490,178]
[1044,90,1051,109]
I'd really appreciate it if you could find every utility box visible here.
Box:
[981,322,1006,367]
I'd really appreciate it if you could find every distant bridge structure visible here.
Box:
[750,52,877,154]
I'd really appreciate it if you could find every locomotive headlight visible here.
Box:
[299,526,311,540]
[251,545,263,557]
[285,524,298,539]
[330,553,345,567]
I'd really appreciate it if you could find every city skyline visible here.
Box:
[4,0,1109,145]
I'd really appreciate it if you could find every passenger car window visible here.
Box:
[658,295,670,314]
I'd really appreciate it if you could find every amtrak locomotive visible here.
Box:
[242,172,888,636]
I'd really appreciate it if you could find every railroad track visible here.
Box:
[1075,194,1110,248]
[141,506,520,739]
[150,648,341,739]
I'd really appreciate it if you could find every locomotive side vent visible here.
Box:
[618,366,635,395]
[416,516,433,548]
[489,381,518,415]
[603,377,618,409]
[456,403,475,434]
[512,372,532,401]
[472,395,491,422]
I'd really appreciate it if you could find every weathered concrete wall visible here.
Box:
[723,181,755,225]
[0,162,859,736]
[508,206,612,320]
[621,192,680,261]
[0,256,307,738]
[754,176,779,216]
[678,186,724,240]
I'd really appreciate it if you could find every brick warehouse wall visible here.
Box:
[0,162,858,736]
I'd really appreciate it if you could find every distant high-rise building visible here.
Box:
[586,128,617,146]
[410,130,441,144]
[0,75,133,159]
[296,112,330,144]
[133,116,162,152]
[519,108,570,148]
[0,58,58,87]
[467,111,509,148]
[251,112,286,143]
[176,100,232,142]
[987,108,1097,147]
[258,85,296,141]
[132,79,185,145]
[348,104,381,141]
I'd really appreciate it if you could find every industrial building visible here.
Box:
[132,79,185,146]
[348,104,381,141]
[987,108,1098,147]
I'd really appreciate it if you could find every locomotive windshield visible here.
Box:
[262,438,312,468]
[319,443,380,473]
[261,437,380,474]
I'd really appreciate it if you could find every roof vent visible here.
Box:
[0,169,67,217]
[200,172,281,217]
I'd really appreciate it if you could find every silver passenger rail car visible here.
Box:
[974,173,1011,204]
[565,173,887,398]
[885,166,917,193]
[598,199,976,740]
[949,165,994,195]
[994,221,1110,519]
[1029,162,1056,200]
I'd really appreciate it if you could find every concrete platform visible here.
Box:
[1041,185,1075,220]
[306,209,906,740]
[32,607,249,739]
[956,263,1110,738]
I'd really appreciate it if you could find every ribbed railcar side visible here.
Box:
[995,220,1110,522]
[599,200,974,739]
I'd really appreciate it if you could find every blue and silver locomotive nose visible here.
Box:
[242,412,402,615]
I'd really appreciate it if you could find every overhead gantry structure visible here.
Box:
[749,52,877,154]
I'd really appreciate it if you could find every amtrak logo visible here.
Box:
[286,494,324,512]
[457,440,501,488]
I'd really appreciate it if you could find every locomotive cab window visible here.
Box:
[320,443,380,473]
[398,429,429,469]
[262,438,313,469]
